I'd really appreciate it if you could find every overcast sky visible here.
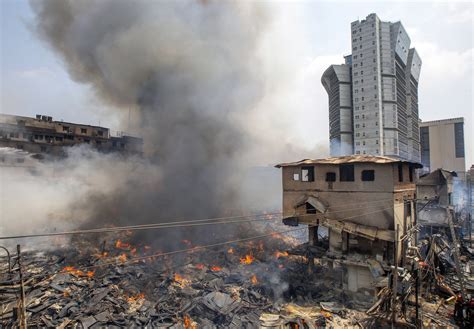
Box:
[1,0,473,165]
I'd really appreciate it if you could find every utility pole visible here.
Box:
[17,245,27,329]
[392,224,399,326]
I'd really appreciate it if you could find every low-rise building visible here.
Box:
[0,113,143,156]
[276,155,421,293]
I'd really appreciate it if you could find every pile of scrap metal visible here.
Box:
[365,232,473,327]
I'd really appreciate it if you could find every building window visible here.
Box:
[63,126,69,132]
[293,173,300,181]
[301,166,314,182]
[81,128,87,134]
[454,122,464,158]
[409,166,414,182]
[98,130,104,137]
[398,164,403,182]
[361,170,375,181]
[326,172,336,182]
[420,126,430,167]
[339,164,355,182]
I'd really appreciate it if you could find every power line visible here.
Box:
[0,198,397,241]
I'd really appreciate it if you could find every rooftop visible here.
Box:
[420,117,464,126]
[275,155,422,168]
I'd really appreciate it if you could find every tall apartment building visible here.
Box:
[420,117,465,175]
[322,13,422,162]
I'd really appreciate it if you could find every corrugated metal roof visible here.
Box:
[275,155,422,168]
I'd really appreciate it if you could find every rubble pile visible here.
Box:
[0,233,369,328]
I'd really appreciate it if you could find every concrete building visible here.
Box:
[420,117,466,176]
[322,13,422,162]
[0,113,143,157]
[276,155,421,293]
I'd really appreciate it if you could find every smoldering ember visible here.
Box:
[1,1,473,328]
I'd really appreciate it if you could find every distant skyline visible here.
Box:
[1,0,473,165]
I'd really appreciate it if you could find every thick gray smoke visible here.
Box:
[27,0,279,245]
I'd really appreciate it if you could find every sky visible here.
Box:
[1,0,473,165]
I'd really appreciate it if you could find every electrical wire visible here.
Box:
[0,198,397,241]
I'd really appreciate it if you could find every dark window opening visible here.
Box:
[306,203,316,214]
[301,166,315,182]
[454,122,464,158]
[98,130,104,136]
[361,170,375,181]
[398,164,403,182]
[63,126,69,132]
[340,164,354,182]
[326,172,336,182]
[409,166,414,182]
[81,128,87,134]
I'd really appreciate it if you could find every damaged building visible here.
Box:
[0,113,143,157]
[276,155,422,293]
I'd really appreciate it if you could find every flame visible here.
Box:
[118,253,128,263]
[210,266,222,272]
[115,239,131,249]
[240,254,255,265]
[274,251,289,258]
[183,315,197,329]
[174,273,191,287]
[251,274,258,285]
[195,264,205,270]
[227,247,234,254]
[127,293,145,303]
[62,266,94,278]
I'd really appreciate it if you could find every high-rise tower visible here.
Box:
[322,13,422,161]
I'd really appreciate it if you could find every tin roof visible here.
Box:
[275,155,422,168]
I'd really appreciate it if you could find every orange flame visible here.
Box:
[115,239,131,249]
[251,274,258,284]
[127,293,145,303]
[118,253,127,263]
[195,264,205,270]
[62,266,94,278]
[183,315,197,329]
[274,251,289,258]
[174,273,191,286]
[240,254,255,265]
[210,266,222,272]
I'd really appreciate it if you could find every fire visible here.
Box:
[251,274,258,285]
[274,251,289,258]
[240,254,255,265]
[127,293,145,303]
[210,266,222,272]
[227,247,234,254]
[183,315,197,329]
[115,239,131,249]
[118,253,127,263]
[195,264,205,270]
[174,273,191,286]
[62,266,94,278]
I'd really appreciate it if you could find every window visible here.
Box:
[409,165,414,182]
[63,126,69,132]
[340,164,354,182]
[398,164,403,182]
[301,166,314,182]
[98,130,104,136]
[361,170,375,181]
[81,128,87,134]
[293,173,300,181]
[326,172,336,182]
[454,122,464,158]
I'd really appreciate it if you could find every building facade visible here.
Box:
[322,13,422,162]
[276,155,420,292]
[420,117,465,176]
[0,113,143,157]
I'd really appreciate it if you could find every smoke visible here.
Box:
[0,0,329,248]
